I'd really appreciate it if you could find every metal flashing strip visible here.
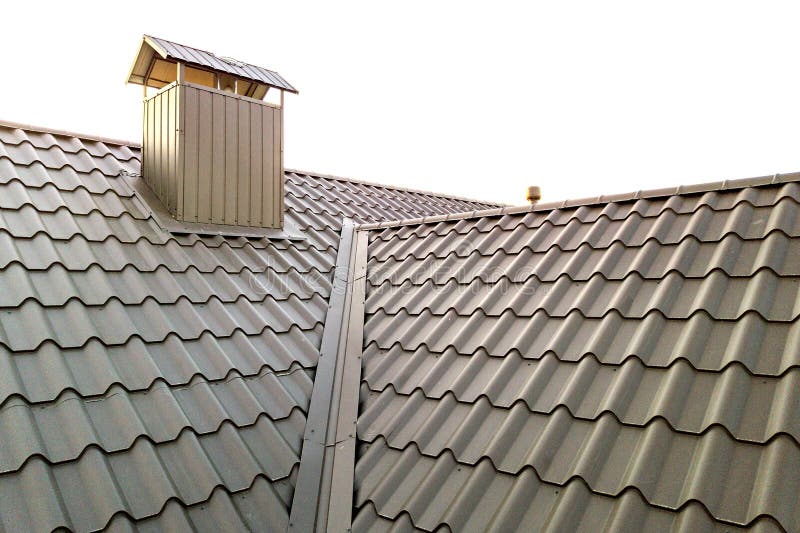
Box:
[119,170,304,240]
[289,220,368,532]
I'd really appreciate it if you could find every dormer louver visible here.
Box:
[127,35,297,229]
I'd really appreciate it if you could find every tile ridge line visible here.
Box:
[0,119,140,148]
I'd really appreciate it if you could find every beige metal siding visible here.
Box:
[142,82,283,228]
[142,83,181,216]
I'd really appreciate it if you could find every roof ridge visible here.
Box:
[356,171,800,231]
[0,119,140,148]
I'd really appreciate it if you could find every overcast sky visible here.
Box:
[3,2,799,205]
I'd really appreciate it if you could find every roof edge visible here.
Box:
[286,167,505,207]
[356,171,800,231]
[0,119,140,148]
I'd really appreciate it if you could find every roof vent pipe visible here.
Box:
[526,186,542,205]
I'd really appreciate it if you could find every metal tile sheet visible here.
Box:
[0,263,327,307]
[358,392,800,529]
[357,177,800,531]
[0,122,494,531]
[105,477,295,533]
[284,175,496,226]
[367,270,800,321]
[352,504,435,533]
[0,422,298,532]
[0,138,139,176]
[354,440,779,532]
[0,204,162,241]
[364,308,800,376]
[367,232,800,286]
[0,126,139,160]
[285,171,496,212]
[0,327,322,404]
[0,232,335,274]
[368,199,800,262]
[0,294,327,351]
[1,377,308,472]
[0,179,139,216]
[0,159,136,194]
[361,348,800,444]
[368,181,800,243]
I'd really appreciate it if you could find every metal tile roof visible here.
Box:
[0,121,495,532]
[356,176,800,531]
[8,114,798,531]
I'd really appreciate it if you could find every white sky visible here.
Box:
[3,1,800,205]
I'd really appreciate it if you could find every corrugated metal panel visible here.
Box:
[0,121,496,532]
[356,178,800,531]
[143,82,283,229]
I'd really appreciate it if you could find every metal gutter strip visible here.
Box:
[289,220,368,532]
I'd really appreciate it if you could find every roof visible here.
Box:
[354,174,800,531]
[0,121,496,532]
[127,35,298,94]
[3,114,800,532]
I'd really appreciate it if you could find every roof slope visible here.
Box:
[355,174,800,532]
[0,122,497,532]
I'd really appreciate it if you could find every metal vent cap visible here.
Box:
[526,185,542,204]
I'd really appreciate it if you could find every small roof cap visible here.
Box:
[526,185,542,204]
[127,34,298,94]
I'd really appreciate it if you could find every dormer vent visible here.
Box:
[127,35,297,229]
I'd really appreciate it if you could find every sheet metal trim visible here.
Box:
[119,170,303,240]
[289,221,368,532]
